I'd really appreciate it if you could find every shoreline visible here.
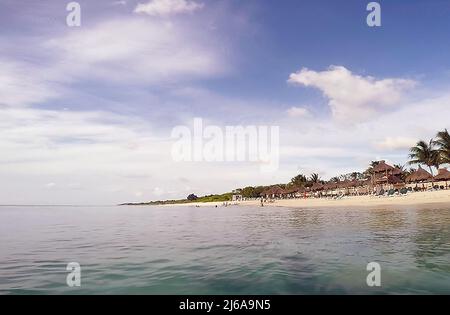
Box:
[160,190,450,209]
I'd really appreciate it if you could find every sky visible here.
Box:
[1,0,450,205]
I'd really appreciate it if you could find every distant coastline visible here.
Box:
[119,193,232,206]
[122,129,449,208]
[134,190,450,209]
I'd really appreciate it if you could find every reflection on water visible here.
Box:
[0,204,449,294]
[414,209,450,273]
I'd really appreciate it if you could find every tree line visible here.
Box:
[236,129,449,199]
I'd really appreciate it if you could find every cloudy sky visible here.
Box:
[1,0,450,205]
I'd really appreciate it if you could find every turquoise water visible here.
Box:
[0,204,449,294]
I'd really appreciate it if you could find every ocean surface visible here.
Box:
[0,204,449,295]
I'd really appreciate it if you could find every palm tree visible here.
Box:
[393,164,405,171]
[408,139,440,176]
[309,173,320,183]
[393,164,408,181]
[434,129,450,164]
[364,161,380,179]
[290,174,307,187]
[330,176,340,183]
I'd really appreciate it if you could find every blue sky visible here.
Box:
[1,0,450,204]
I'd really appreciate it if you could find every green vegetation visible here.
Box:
[120,193,233,206]
[408,129,450,175]
[434,129,450,164]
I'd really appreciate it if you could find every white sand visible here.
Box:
[161,190,450,209]
[240,190,450,208]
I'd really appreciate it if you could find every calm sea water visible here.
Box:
[0,204,449,294]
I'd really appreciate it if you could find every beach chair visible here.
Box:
[387,189,395,197]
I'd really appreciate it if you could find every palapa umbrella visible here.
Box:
[338,180,352,188]
[387,175,403,185]
[434,168,450,181]
[406,166,433,183]
[434,168,450,188]
[348,179,365,187]
[311,182,324,191]
[262,185,285,198]
[283,187,300,197]
[323,182,337,190]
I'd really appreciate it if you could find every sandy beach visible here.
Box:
[242,190,450,208]
[172,190,450,208]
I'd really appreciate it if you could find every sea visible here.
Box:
[0,204,449,294]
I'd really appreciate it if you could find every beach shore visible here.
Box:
[241,190,450,208]
[169,190,450,208]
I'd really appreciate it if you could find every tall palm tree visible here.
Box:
[408,139,440,175]
[290,174,307,187]
[434,129,450,164]
[393,164,408,181]
[393,164,405,171]
[364,161,380,178]
[330,176,340,183]
[309,173,320,183]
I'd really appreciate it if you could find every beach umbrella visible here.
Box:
[434,168,450,181]
[337,180,352,188]
[263,185,285,198]
[348,179,364,187]
[434,168,450,188]
[311,182,324,191]
[283,187,299,196]
[260,187,273,197]
[406,166,433,183]
[387,175,403,184]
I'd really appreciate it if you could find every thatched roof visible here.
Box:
[262,186,286,196]
[296,187,307,193]
[323,182,338,190]
[387,175,403,184]
[284,187,300,194]
[406,167,433,183]
[348,179,366,187]
[338,180,352,188]
[434,168,450,181]
[372,160,395,173]
[311,182,324,191]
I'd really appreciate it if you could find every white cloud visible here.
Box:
[1,90,449,204]
[0,59,60,107]
[0,14,226,109]
[44,18,224,84]
[286,106,310,118]
[112,0,127,5]
[134,0,204,16]
[0,106,281,204]
[288,66,416,122]
[374,136,417,151]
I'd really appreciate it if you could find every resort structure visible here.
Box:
[255,159,449,202]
